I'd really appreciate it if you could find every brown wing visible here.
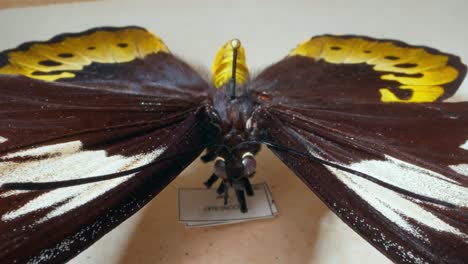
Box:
[254,103,468,263]
[0,27,214,263]
[248,35,468,263]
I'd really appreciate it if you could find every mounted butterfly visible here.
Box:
[0,26,466,263]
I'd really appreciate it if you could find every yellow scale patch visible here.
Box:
[290,36,460,103]
[0,28,169,81]
[212,39,250,89]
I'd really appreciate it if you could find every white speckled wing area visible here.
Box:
[0,141,167,223]
[327,156,468,240]
[258,100,468,263]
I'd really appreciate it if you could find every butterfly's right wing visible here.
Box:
[0,27,215,263]
[248,35,468,263]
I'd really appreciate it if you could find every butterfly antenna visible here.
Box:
[230,39,240,100]
[259,140,458,209]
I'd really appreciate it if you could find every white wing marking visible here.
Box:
[344,156,468,207]
[460,140,468,151]
[306,147,468,240]
[2,141,81,159]
[328,166,465,241]
[0,141,167,223]
[449,140,468,176]
[450,164,468,176]
[0,136,7,144]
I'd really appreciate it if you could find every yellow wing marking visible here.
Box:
[289,36,459,103]
[212,39,250,89]
[0,27,169,81]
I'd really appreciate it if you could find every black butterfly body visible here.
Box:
[0,26,467,263]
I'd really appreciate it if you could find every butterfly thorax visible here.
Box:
[202,93,260,211]
[206,86,261,189]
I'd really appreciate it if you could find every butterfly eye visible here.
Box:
[242,152,256,176]
[214,157,227,179]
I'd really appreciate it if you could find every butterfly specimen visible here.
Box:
[0,26,467,263]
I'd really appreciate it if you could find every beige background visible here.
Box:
[0,1,467,263]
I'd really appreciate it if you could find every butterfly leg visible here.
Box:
[216,181,225,194]
[205,177,255,212]
[200,149,217,163]
[204,173,219,188]
[200,153,216,163]
[235,189,247,213]
[241,177,254,196]
[232,179,250,212]
[236,178,255,212]
[224,185,229,205]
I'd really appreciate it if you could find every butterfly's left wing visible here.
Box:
[248,35,468,263]
[0,27,214,263]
